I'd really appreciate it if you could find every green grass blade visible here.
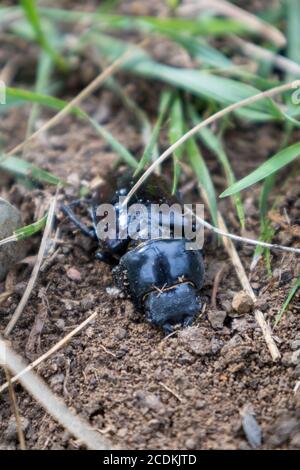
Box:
[14,214,47,241]
[39,9,247,35]
[188,105,245,228]
[274,277,300,327]
[134,90,172,175]
[0,155,63,185]
[186,137,218,227]
[252,176,276,275]
[27,51,53,136]
[221,141,300,197]
[287,0,300,79]
[20,0,67,71]
[5,87,83,117]
[168,95,185,194]
[90,33,281,121]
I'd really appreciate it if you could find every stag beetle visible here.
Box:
[62,170,205,333]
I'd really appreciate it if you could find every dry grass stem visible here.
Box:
[179,0,286,47]
[4,196,57,336]
[0,310,98,394]
[0,337,112,450]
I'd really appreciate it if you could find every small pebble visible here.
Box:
[66,267,82,282]
[80,293,95,311]
[185,438,197,450]
[242,412,262,449]
[0,198,26,281]
[232,291,254,314]
[291,340,300,351]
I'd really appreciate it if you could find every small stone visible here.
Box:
[178,327,212,356]
[4,416,29,441]
[232,291,254,314]
[211,337,223,354]
[55,319,65,330]
[291,340,300,351]
[207,309,226,329]
[66,267,82,282]
[185,438,197,450]
[80,293,95,311]
[242,413,262,449]
[195,400,205,410]
[283,349,300,366]
[0,198,26,281]
[134,391,164,413]
[293,364,300,378]
[291,349,300,365]
[115,327,127,340]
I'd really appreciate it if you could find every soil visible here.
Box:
[1,0,300,451]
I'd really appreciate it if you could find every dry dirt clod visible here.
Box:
[0,198,26,281]
[134,391,165,413]
[178,326,212,356]
[232,291,254,314]
[66,267,82,282]
[207,309,227,329]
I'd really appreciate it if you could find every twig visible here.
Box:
[178,0,286,47]
[4,196,57,336]
[0,310,98,394]
[99,344,117,358]
[201,190,280,361]
[3,366,26,450]
[6,39,148,158]
[0,337,112,450]
[159,382,183,402]
[254,310,281,361]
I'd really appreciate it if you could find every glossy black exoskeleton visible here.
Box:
[62,170,205,334]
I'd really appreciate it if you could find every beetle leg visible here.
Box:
[61,204,98,240]
[89,203,99,239]
[95,251,118,266]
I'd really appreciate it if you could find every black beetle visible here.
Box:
[62,170,205,333]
